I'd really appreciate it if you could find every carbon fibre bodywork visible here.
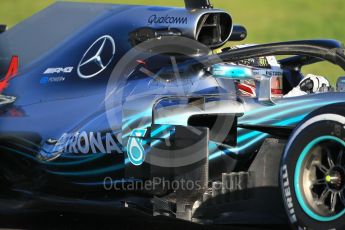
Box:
[0,1,345,225]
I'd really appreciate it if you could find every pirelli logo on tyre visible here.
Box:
[281,164,297,223]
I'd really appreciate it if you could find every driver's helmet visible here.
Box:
[212,44,284,98]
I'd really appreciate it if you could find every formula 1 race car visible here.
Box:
[0,0,345,229]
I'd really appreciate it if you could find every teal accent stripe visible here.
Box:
[209,113,309,160]
[0,146,104,166]
[151,125,172,137]
[47,163,125,176]
[242,101,338,126]
[237,131,262,143]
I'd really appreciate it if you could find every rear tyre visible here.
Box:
[280,103,345,229]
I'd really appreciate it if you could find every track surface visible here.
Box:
[0,211,290,230]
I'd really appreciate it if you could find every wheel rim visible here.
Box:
[295,136,345,222]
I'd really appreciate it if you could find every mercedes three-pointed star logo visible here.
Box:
[77,35,116,79]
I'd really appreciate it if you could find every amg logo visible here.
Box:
[282,165,297,223]
[53,132,122,154]
[148,14,188,25]
[44,67,74,74]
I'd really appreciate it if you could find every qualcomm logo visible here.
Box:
[77,35,116,79]
[127,129,147,166]
[148,14,188,25]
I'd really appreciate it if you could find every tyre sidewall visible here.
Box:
[281,115,345,229]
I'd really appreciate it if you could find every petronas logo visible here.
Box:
[127,129,147,166]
